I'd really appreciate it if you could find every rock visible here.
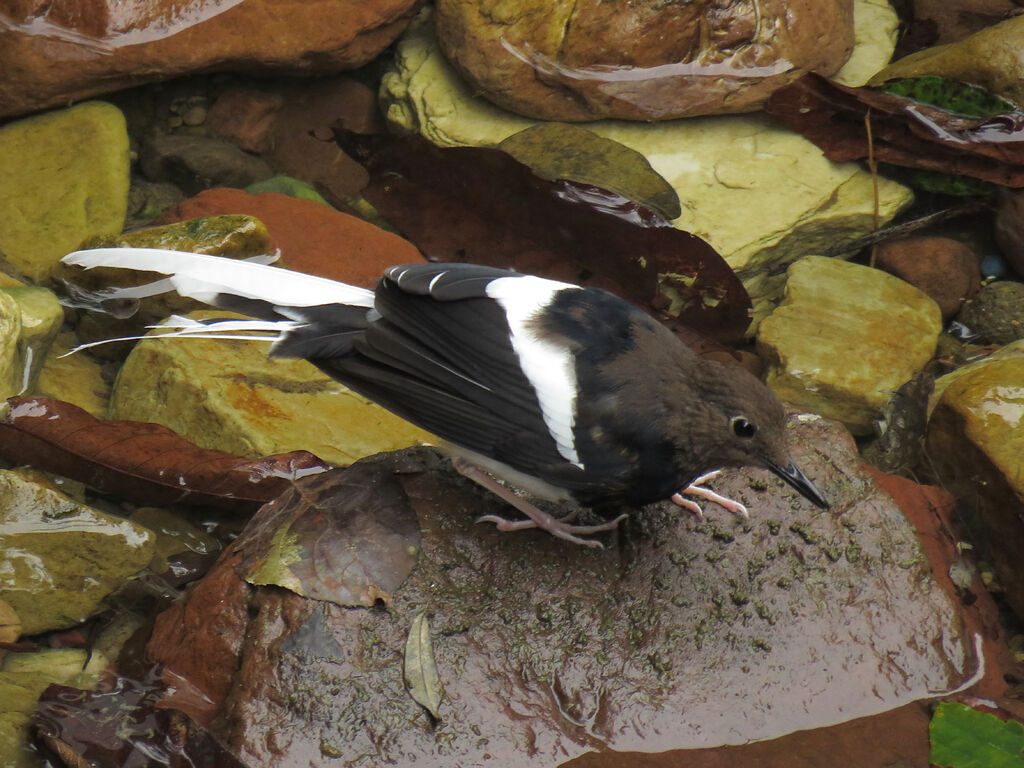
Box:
[909,0,1022,45]
[868,15,1024,107]
[207,89,285,154]
[0,0,421,120]
[33,332,111,418]
[0,292,22,401]
[926,350,1024,618]
[832,0,902,86]
[929,339,1024,415]
[434,0,854,121]
[156,188,424,287]
[995,190,1024,278]
[147,420,979,764]
[0,469,155,635]
[2,286,63,393]
[874,236,980,319]
[380,12,912,327]
[266,77,382,207]
[958,281,1024,345]
[757,256,942,435]
[129,506,221,576]
[108,311,432,466]
[125,177,187,230]
[0,102,129,283]
[139,134,275,196]
[245,176,332,207]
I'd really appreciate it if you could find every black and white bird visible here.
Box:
[61,248,827,547]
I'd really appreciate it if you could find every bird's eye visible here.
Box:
[731,416,757,438]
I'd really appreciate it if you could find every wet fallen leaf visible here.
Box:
[236,461,422,606]
[36,677,246,768]
[335,130,752,344]
[765,73,1024,187]
[0,396,330,512]
[404,612,443,720]
[929,702,1024,768]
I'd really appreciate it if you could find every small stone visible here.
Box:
[995,189,1024,277]
[181,105,208,127]
[207,88,284,154]
[958,281,1024,345]
[874,236,980,319]
[758,256,942,434]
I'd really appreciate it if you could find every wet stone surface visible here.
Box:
[149,415,977,766]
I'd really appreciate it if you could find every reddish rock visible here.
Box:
[435,0,854,121]
[875,236,981,319]
[0,0,420,120]
[268,77,384,207]
[157,188,423,287]
[995,190,1024,277]
[910,0,1022,45]
[207,89,285,154]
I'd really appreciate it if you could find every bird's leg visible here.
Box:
[450,458,627,548]
[671,470,749,520]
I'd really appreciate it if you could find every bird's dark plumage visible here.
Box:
[61,248,827,545]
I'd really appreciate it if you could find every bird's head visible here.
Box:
[686,361,828,509]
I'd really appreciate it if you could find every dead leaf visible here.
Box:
[0,396,330,512]
[236,461,422,606]
[335,129,752,344]
[765,74,1024,187]
[404,611,442,720]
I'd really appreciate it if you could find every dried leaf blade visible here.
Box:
[404,611,443,719]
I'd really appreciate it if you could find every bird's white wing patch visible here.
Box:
[485,275,583,468]
[62,248,376,308]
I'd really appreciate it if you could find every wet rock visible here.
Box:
[207,88,284,155]
[156,188,424,287]
[0,469,155,635]
[245,176,332,207]
[926,349,1024,619]
[129,506,221,576]
[266,76,382,205]
[757,256,942,435]
[3,286,63,393]
[147,419,979,765]
[33,332,111,418]
[108,310,432,465]
[380,12,912,327]
[929,339,1024,414]
[434,0,854,121]
[995,190,1024,278]
[0,292,22,401]
[874,236,980,319]
[0,0,421,120]
[125,176,186,230]
[139,134,275,196]
[958,281,1024,345]
[0,102,129,282]
[868,15,1024,107]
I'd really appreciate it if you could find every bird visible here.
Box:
[61,248,828,547]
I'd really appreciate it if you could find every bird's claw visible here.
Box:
[475,511,628,548]
[672,470,749,519]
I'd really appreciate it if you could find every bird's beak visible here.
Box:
[766,459,828,509]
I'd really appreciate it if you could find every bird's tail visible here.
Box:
[60,247,378,357]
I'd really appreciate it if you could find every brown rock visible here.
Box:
[268,77,384,207]
[434,0,854,121]
[0,0,420,120]
[995,189,1024,277]
[139,134,275,195]
[875,236,981,319]
[157,188,423,287]
[910,0,1022,45]
[206,89,284,154]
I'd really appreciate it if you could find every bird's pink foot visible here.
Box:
[671,470,749,520]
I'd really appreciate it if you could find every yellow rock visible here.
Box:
[3,286,63,392]
[109,312,433,465]
[833,0,900,87]
[34,331,111,417]
[757,256,941,434]
[929,339,1024,416]
[0,291,21,399]
[0,102,130,282]
[380,9,913,329]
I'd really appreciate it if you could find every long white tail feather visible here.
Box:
[62,247,376,308]
[60,315,294,357]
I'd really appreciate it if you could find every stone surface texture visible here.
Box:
[874,236,980,319]
[108,311,432,466]
[379,10,911,328]
[0,102,129,282]
[757,256,942,434]
[0,0,421,120]
[147,417,980,766]
[435,0,855,121]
